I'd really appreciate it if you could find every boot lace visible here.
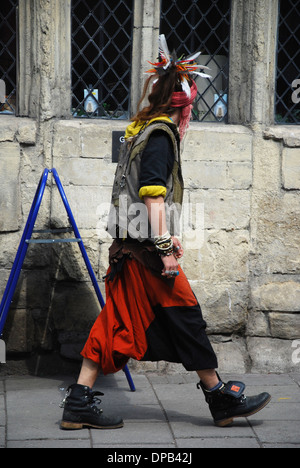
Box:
[86,391,104,414]
[59,387,104,411]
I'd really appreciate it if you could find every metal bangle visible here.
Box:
[164,270,179,277]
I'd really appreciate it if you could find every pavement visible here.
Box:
[0,371,299,449]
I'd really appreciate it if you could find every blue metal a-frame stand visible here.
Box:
[0,168,135,391]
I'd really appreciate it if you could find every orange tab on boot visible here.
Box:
[231,385,241,393]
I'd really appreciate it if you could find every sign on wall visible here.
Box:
[112,131,125,163]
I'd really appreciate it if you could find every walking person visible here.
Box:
[60,36,271,430]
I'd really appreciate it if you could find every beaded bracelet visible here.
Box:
[154,232,174,256]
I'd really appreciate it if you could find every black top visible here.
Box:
[139,130,174,190]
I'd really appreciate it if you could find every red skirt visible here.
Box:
[81,256,218,374]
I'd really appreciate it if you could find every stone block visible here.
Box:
[0,143,21,232]
[269,312,300,340]
[183,161,252,190]
[4,309,35,353]
[19,145,48,189]
[53,157,115,187]
[0,116,19,142]
[252,281,300,312]
[252,137,281,191]
[252,190,300,230]
[16,121,37,145]
[210,336,249,373]
[252,234,300,277]
[21,183,51,232]
[51,229,100,282]
[80,120,126,159]
[264,126,300,148]
[205,229,249,283]
[192,282,249,334]
[51,281,100,332]
[51,185,112,230]
[0,232,22,268]
[250,192,300,275]
[282,147,300,190]
[52,121,81,158]
[0,269,9,300]
[246,312,270,337]
[182,229,250,283]
[81,124,111,159]
[284,137,300,147]
[184,124,253,162]
[183,161,227,189]
[227,161,252,189]
[11,270,51,310]
[189,189,250,230]
[247,337,299,373]
[23,242,52,270]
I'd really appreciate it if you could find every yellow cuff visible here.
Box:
[139,185,167,200]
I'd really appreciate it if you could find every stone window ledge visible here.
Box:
[188,122,252,135]
[264,126,300,147]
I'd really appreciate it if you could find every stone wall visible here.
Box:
[0,0,299,375]
[1,116,299,375]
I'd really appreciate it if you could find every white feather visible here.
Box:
[181,77,191,98]
[193,64,211,71]
[193,71,212,79]
[158,34,171,70]
[185,51,201,62]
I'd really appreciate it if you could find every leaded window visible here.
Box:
[0,0,17,115]
[275,0,300,124]
[160,0,231,123]
[71,0,134,119]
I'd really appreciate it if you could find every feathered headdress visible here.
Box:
[146,34,211,99]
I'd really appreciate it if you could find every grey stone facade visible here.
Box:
[0,0,299,375]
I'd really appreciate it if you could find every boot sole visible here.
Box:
[60,420,124,430]
[214,394,272,427]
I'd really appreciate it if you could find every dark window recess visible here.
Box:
[72,0,133,119]
[0,0,17,115]
[275,0,300,124]
[160,0,231,123]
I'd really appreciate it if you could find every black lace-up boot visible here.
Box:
[198,379,271,427]
[60,384,124,430]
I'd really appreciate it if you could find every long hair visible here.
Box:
[132,65,186,122]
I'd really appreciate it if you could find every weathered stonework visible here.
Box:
[0,0,299,375]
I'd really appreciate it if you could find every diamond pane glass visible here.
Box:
[72,0,134,119]
[0,0,17,115]
[160,0,231,123]
[275,0,300,124]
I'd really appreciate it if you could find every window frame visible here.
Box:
[71,0,134,121]
[160,0,232,124]
[275,0,300,125]
[0,0,18,116]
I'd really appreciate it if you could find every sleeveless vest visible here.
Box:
[107,121,184,242]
